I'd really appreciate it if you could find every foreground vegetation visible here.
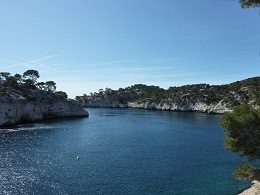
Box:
[221,104,260,181]
[222,0,260,185]
[239,0,260,8]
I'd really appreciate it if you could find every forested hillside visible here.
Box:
[76,77,260,113]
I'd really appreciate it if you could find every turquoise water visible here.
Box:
[0,108,249,194]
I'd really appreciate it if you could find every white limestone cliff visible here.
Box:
[83,98,232,114]
[0,90,89,126]
[239,180,260,195]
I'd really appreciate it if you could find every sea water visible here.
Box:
[0,108,249,194]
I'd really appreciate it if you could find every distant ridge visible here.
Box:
[76,77,260,114]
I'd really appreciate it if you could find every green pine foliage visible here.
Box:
[0,70,67,98]
[221,104,260,181]
[233,164,257,181]
[240,0,260,8]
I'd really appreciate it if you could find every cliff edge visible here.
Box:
[0,89,89,126]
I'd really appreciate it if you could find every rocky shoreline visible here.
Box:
[0,89,88,127]
[82,99,232,114]
[239,180,260,195]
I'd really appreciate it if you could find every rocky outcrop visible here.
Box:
[239,180,260,195]
[128,100,232,114]
[82,98,232,114]
[0,89,88,126]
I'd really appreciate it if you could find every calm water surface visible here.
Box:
[0,108,248,194]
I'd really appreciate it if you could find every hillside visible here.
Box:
[0,70,88,126]
[76,77,260,114]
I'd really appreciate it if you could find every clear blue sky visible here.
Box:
[0,0,259,98]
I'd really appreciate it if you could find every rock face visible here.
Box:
[0,89,89,126]
[83,98,232,114]
[128,100,232,114]
[239,180,260,195]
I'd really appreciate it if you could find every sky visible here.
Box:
[0,0,259,98]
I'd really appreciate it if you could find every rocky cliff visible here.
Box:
[78,77,260,114]
[82,97,231,114]
[0,89,89,126]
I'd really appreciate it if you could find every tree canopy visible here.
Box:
[221,104,260,181]
[45,81,56,92]
[240,0,260,8]
[23,69,40,86]
[0,69,66,97]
